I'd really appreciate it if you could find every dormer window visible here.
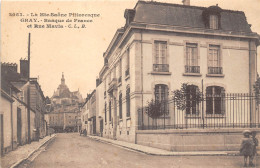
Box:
[209,15,218,29]
[202,5,222,30]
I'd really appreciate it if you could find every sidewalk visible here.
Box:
[88,135,239,156]
[0,134,56,168]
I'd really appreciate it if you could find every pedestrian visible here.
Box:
[83,128,87,136]
[252,131,258,166]
[240,130,254,167]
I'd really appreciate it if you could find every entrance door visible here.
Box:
[93,117,96,134]
[17,108,22,145]
[0,114,4,156]
[100,119,103,137]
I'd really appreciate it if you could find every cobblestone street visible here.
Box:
[16,133,260,168]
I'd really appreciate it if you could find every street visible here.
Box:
[15,133,260,168]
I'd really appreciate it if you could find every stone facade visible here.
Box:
[94,0,260,149]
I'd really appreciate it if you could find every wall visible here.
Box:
[0,96,12,152]
[136,128,260,151]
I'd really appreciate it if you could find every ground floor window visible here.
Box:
[206,86,225,115]
[186,85,200,115]
[154,84,168,115]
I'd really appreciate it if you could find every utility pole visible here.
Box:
[27,33,31,143]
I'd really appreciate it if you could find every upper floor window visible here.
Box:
[125,48,130,78]
[208,45,222,74]
[185,43,200,73]
[118,59,122,83]
[209,15,218,29]
[153,41,169,72]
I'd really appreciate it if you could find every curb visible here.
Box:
[87,136,241,156]
[10,134,57,168]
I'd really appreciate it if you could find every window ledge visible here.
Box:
[151,71,172,75]
[206,74,225,77]
[126,117,131,120]
[119,119,123,122]
[117,82,122,87]
[183,73,202,77]
[125,75,130,81]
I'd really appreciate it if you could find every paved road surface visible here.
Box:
[17,133,260,168]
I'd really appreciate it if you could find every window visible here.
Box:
[125,49,130,77]
[208,45,222,74]
[154,84,168,115]
[109,101,112,121]
[153,41,168,72]
[126,88,130,117]
[185,43,200,73]
[104,103,107,122]
[118,59,122,83]
[186,85,200,115]
[209,15,218,29]
[206,86,225,115]
[119,93,122,119]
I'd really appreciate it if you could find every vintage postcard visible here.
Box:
[1,0,260,167]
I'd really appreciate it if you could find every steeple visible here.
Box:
[61,72,65,85]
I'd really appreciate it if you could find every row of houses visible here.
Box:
[0,59,48,156]
[81,0,260,151]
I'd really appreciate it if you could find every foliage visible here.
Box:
[173,83,202,111]
[254,76,260,104]
[145,99,167,119]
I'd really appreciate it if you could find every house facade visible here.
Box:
[81,90,97,135]
[0,61,43,155]
[95,1,260,151]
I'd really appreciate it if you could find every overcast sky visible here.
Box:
[1,0,260,98]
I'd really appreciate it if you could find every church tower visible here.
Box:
[61,72,65,85]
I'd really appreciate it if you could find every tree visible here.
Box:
[253,75,260,104]
[145,99,167,119]
[173,83,202,111]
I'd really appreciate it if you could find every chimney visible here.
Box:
[182,0,190,6]
[20,59,29,80]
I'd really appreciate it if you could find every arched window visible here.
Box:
[126,88,130,117]
[119,93,122,119]
[104,102,107,122]
[206,86,225,115]
[109,101,112,121]
[154,84,169,114]
[186,85,200,115]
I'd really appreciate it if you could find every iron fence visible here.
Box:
[138,93,260,130]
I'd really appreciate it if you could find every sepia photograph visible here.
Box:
[1,0,260,167]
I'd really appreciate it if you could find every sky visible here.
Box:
[1,0,260,98]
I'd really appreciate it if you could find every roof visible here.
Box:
[133,1,252,33]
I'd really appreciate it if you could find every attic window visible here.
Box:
[202,5,222,30]
[209,15,218,29]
